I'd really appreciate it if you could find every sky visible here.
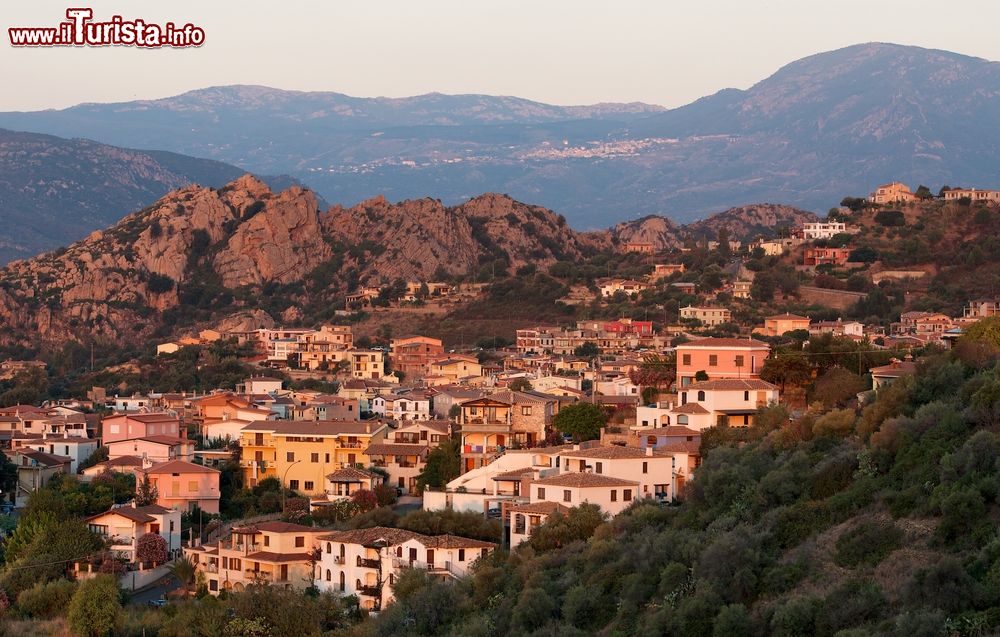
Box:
[3,0,1000,111]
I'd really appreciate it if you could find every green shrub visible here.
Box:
[835,520,904,568]
[16,578,76,618]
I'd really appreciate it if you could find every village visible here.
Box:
[0,179,998,619]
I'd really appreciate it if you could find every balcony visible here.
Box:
[245,570,272,582]
[357,557,380,569]
[333,556,345,565]
[203,563,219,574]
[339,442,363,449]
[358,585,380,597]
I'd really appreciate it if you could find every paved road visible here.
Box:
[393,495,422,515]
[129,573,182,606]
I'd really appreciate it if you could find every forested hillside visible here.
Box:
[351,319,1000,637]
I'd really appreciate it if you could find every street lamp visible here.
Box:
[280,460,302,512]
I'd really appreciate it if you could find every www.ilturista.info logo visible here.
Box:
[9,8,205,48]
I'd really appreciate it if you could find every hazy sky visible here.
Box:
[4,0,1000,111]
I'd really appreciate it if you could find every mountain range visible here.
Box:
[0,176,811,350]
[0,129,312,263]
[2,42,998,242]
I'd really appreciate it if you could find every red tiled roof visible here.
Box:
[531,473,638,488]
[684,379,778,391]
[672,403,709,414]
[677,338,770,349]
[326,467,378,482]
[510,501,570,515]
[143,460,219,474]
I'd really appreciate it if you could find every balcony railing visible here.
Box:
[203,563,219,573]
[245,570,272,581]
[339,442,363,449]
[357,557,380,569]
[333,556,345,565]
[358,585,380,597]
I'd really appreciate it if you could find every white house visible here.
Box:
[315,527,495,611]
[802,222,847,240]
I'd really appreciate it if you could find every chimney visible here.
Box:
[365,423,371,434]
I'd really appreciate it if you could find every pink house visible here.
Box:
[139,460,221,514]
[102,413,182,444]
[107,435,194,464]
[675,338,771,387]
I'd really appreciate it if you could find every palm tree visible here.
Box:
[170,556,196,596]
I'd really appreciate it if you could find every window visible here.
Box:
[595,462,603,474]
[264,536,270,547]
[286,452,295,462]
[735,355,745,367]
[209,580,218,592]
[326,569,331,581]
[697,390,705,401]
[311,453,319,463]
[289,480,299,490]
[521,406,532,416]
[188,481,198,492]
[744,391,750,401]
[325,453,330,463]
[295,536,305,548]
[624,489,633,501]
[611,490,617,502]
[682,354,691,366]
[642,462,648,474]
[537,488,545,499]
[708,355,718,366]
[304,481,314,491]
[563,490,572,502]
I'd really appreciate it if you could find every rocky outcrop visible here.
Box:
[0,176,812,348]
[683,204,818,242]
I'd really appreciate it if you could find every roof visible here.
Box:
[510,501,571,516]
[634,426,701,437]
[240,420,384,436]
[364,443,428,457]
[559,446,673,459]
[325,467,379,482]
[142,460,220,474]
[233,521,317,534]
[317,526,495,549]
[105,413,178,423]
[244,551,316,563]
[16,450,71,466]
[531,472,639,488]
[671,402,710,415]
[766,313,810,321]
[86,507,155,524]
[137,435,189,446]
[684,379,778,392]
[491,467,535,480]
[677,338,770,349]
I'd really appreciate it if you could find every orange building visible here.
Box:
[675,338,771,387]
[389,336,445,379]
[802,247,851,267]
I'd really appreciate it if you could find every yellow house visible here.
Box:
[348,350,386,380]
[429,355,483,381]
[239,420,388,495]
[760,313,811,337]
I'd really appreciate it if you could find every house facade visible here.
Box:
[675,338,771,387]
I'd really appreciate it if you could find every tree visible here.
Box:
[135,472,158,507]
[812,367,866,408]
[529,504,606,551]
[914,185,933,199]
[760,353,813,392]
[417,437,461,490]
[170,556,197,595]
[574,341,599,358]
[136,532,168,564]
[629,353,676,394]
[552,402,607,442]
[68,575,121,637]
[508,377,533,392]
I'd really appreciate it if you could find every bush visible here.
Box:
[817,579,886,635]
[875,210,905,227]
[771,597,819,637]
[68,575,122,637]
[812,409,856,438]
[903,557,978,614]
[16,578,76,618]
[834,520,904,568]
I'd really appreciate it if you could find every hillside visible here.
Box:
[0,128,251,263]
[0,176,817,352]
[2,44,999,227]
[351,326,1000,637]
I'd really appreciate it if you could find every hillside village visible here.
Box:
[0,178,999,634]
[0,176,1000,611]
